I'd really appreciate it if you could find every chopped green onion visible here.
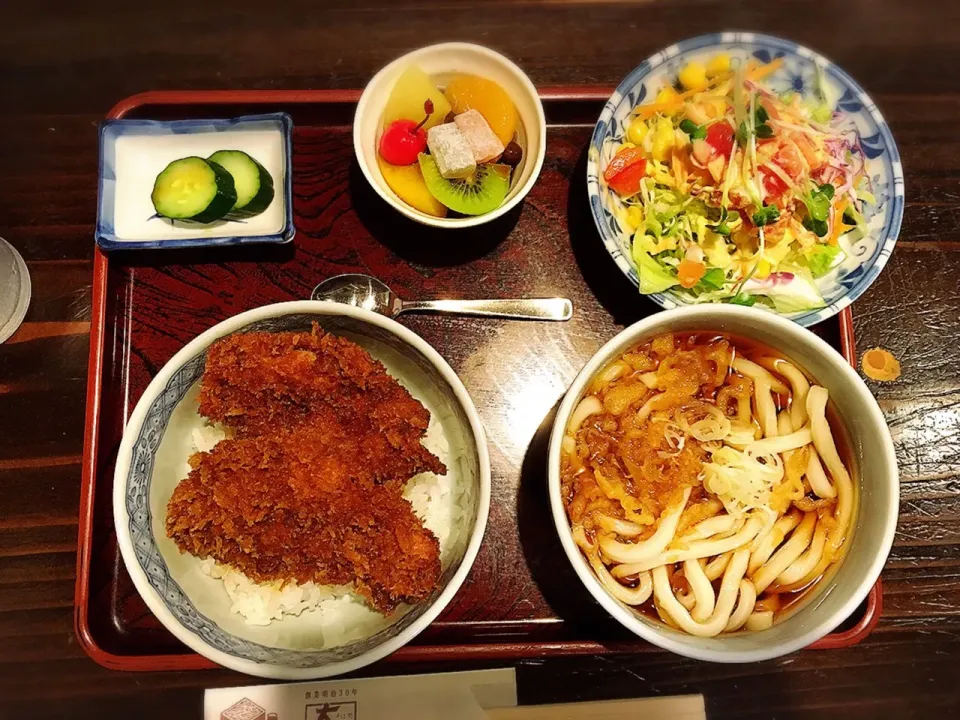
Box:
[755,102,770,125]
[752,204,780,227]
[802,216,829,237]
[755,124,775,139]
[713,207,732,236]
[679,119,706,139]
[729,292,757,306]
[801,183,835,226]
[697,267,727,290]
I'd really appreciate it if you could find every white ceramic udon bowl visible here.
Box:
[547,305,899,663]
[354,42,546,228]
[113,301,491,679]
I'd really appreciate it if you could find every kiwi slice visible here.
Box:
[418,154,511,216]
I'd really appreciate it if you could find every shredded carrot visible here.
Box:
[748,58,784,82]
[633,69,739,122]
[633,84,721,120]
[677,259,706,288]
[634,100,684,120]
[827,199,850,246]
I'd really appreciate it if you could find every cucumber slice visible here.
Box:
[208,150,275,217]
[151,157,237,223]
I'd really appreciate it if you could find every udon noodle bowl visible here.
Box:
[560,332,856,637]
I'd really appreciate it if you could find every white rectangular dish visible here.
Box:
[96,113,294,250]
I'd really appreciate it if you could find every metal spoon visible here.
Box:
[311,273,572,321]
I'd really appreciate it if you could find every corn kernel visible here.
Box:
[626,118,648,146]
[678,61,708,92]
[625,205,644,231]
[755,259,772,279]
[656,86,680,104]
[706,53,731,78]
[652,119,674,162]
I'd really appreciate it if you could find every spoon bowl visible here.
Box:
[311,274,400,316]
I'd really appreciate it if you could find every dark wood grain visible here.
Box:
[2,1,960,718]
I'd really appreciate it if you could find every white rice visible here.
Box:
[194,413,463,626]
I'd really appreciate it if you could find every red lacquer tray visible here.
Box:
[76,88,881,671]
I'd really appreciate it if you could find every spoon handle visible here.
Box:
[398,298,573,321]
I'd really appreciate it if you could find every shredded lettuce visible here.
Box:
[633,245,679,294]
[806,245,843,278]
[744,272,825,313]
[810,103,833,124]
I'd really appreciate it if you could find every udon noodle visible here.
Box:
[560,332,856,637]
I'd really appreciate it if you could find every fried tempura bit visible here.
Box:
[861,347,901,382]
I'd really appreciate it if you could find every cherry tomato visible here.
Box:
[606,159,647,195]
[604,147,646,182]
[760,167,788,199]
[604,146,647,196]
[773,144,805,179]
[705,122,735,159]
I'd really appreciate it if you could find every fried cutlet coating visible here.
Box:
[166,326,446,614]
[197,328,444,476]
[166,427,442,612]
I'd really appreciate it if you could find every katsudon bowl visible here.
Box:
[112,301,491,679]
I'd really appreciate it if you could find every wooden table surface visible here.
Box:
[3,1,960,717]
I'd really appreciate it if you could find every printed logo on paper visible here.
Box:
[304,701,357,720]
[220,697,278,720]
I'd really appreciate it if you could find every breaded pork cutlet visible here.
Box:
[166,326,446,614]
[166,426,442,613]
[197,327,445,477]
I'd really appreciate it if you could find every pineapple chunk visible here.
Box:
[382,66,451,131]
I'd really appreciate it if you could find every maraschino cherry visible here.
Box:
[379,100,434,166]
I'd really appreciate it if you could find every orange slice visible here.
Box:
[444,75,518,146]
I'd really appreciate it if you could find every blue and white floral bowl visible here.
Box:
[113,301,490,679]
[587,33,904,327]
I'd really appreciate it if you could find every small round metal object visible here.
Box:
[312,273,572,322]
[0,237,31,344]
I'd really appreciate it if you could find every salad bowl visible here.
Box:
[587,32,904,326]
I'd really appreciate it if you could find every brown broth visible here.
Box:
[591,332,858,632]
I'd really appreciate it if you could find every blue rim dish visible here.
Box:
[96,112,295,251]
[586,32,904,327]
[124,316,439,667]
